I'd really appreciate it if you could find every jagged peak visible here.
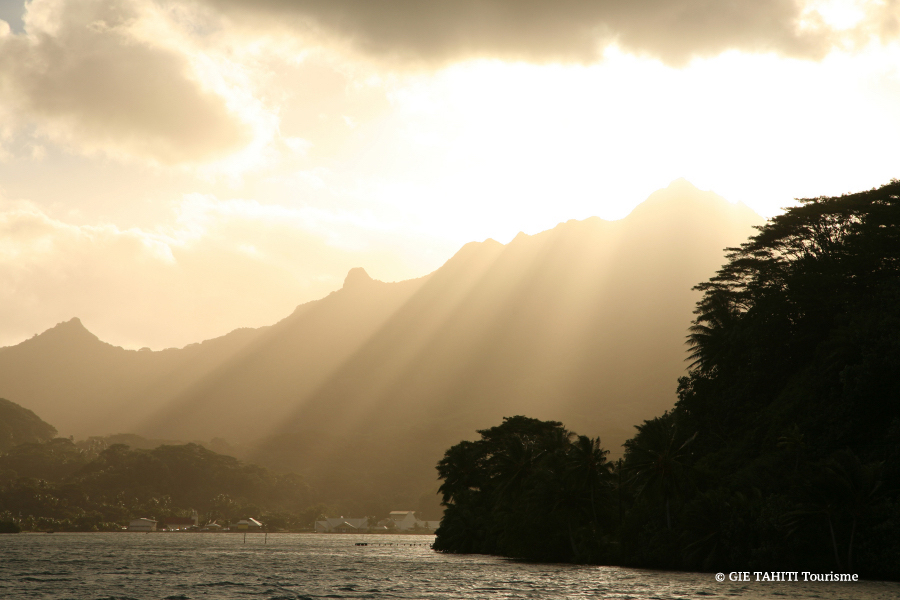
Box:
[343,267,374,290]
[22,317,102,347]
[58,317,86,329]
[40,317,92,336]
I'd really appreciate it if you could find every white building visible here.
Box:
[235,518,263,530]
[386,511,441,532]
[387,511,418,531]
[128,518,157,532]
[315,517,369,533]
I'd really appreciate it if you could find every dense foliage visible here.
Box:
[0,439,317,531]
[647,179,900,577]
[436,181,900,579]
[433,416,615,562]
[0,397,57,452]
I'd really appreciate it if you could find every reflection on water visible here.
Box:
[1,533,897,600]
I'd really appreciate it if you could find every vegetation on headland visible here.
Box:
[433,416,615,562]
[435,180,900,579]
[0,400,440,533]
[0,437,323,532]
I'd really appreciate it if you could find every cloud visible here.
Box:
[0,0,252,164]
[201,0,839,65]
[0,0,890,169]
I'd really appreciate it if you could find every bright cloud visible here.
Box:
[0,0,255,164]
[1,0,900,349]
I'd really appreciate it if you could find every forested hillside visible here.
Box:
[434,181,900,579]
[0,439,314,532]
[647,179,900,576]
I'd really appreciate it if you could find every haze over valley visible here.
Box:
[0,180,760,509]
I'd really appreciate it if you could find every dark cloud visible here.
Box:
[0,0,26,34]
[0,0,251,163]
[203,0,832,64]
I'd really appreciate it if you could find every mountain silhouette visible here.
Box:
[0,180,762,510]
[0,397,57,452]
[0,317,264,439]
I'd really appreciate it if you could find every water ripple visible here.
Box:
[2,533,899,600]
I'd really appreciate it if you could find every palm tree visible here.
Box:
[437,440,483,506]
[624,412,696,530]
[687,289,740,374]
[490,434,545,501]
[564,435,611,528]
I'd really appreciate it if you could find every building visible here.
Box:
[235,518,263,530]
[128,518,157,532]
[387,511,418,531]
[384,511,441,532]
[315,517,369,533]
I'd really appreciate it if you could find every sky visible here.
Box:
[1,0,899,349]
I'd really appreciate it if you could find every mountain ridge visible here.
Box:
[0,180,764,511]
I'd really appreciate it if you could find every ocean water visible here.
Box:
[0,532,897,600]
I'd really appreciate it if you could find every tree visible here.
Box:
[435,416,614,562]
[564,435,611,529]
[623,412,695,531]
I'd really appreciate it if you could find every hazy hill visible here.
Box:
[0,439,312,531]
[0,398,57,453]
[0,180,762,511]
[0,318,263,439]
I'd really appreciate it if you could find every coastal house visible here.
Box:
[128,518,157,532]
[384,511,440,532]
[334,520,362,533]
[387,511,418,531]
[235,518,263,530]
[315,517,369,533]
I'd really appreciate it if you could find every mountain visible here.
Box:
[0,398,57,453]
[0,180,763,511]
[0,317,264,440]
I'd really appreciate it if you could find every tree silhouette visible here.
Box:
[624,412,695,531]
[435,416,614,561]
